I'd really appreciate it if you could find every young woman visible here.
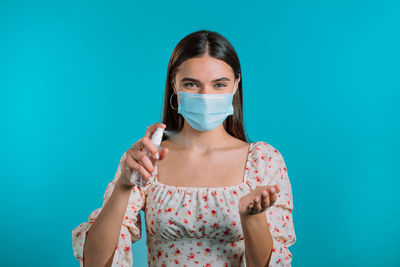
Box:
[72,30,296,267]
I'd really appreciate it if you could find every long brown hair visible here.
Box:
[161,30,251,143]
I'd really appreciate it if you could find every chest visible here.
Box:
[156,145,250,188]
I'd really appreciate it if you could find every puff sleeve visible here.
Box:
[259,142,297,266]
[72,151,145,267]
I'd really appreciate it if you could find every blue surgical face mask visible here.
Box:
[175,79,236,132]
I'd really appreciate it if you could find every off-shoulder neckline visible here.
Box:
[150,142,255,191]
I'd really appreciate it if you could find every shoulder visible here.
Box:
[251,140,284,162]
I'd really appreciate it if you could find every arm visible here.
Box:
[82,183,133,267]
[240,212,274,267]
[241,146,296,267]
[72,152,145,267]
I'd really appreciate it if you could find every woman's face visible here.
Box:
[173,55,240,95]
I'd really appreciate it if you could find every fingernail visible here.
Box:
[262,191,268,197]
[254,198,259,203]
[155,153,159,160]
[270,187,275,194]
[152,170,156,176]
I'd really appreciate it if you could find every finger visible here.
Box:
[129,149,155,176]
[144,122,167,139]
[253,196,262,213]
[248,202,254,214]
[125,152,151,181]
[158,147,169,161]
[142,136,160,160]
[269,186,277,205]
[261,189,270,210]
[274,184,280,193]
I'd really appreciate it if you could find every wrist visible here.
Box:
[115,180,133,193]
[239,211,267,222]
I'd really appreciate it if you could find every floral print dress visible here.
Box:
[72,141,296,266]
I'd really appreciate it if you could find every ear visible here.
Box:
[171,80,177,94]
[234,73,241,95]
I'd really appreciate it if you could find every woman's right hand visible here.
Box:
[116,122,168,189]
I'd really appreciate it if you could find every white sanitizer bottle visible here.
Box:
[130,127,164,187]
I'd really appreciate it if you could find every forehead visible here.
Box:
[176,55,234,81]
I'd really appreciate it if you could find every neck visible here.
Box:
[171,121,232,153]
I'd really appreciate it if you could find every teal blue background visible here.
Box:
[1,0,399,266]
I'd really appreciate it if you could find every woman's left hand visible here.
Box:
[238,184,280,216]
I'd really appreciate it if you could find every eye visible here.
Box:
[215,83,227,88]
[184,82,198,88]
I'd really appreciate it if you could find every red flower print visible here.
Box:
[184,219,188,223]
[187,210,191,215]
[231,242,237,247]
[204,248,211,255]
[174,259,179,264]
[204,205,209,209]
[174,249,180,256]
[168,220,174,225]
[197,242,203,247]
[198,214,203,219]
[232,221,236,226]
[206,263,211,267]
[121,233,126,239]
[168,190,173,195]
[124,246,130,252]
[211,210,216,216]
[189,252,195,259]
[158,209,161,214]
[213,223,219,228]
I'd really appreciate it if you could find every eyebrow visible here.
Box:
[180,77,231,83]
